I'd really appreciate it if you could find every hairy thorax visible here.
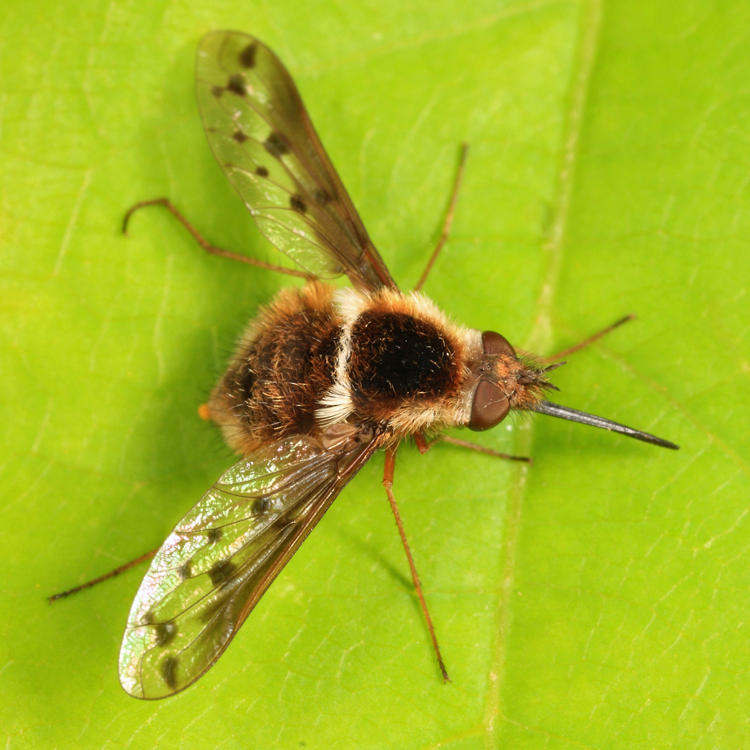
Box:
[207,281,482,455]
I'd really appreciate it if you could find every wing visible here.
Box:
[195,30,396,291]
[119,430,379,699]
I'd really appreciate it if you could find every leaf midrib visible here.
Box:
[483,0,604,743]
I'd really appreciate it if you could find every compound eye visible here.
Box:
[482,331,515,357]
[469,379,510,431]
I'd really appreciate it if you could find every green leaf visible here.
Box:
[2,0,747,747]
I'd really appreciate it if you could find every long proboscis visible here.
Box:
[533,400,679,450]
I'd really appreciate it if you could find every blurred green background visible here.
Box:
[2,0,748,747]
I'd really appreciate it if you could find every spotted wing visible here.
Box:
[195,30,396,291]
[119,431,379,699]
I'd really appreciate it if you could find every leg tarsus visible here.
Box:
[122,197,314,280]
[544,314,636,363]
[383,446,450,682]
[414,143,469,292]
[48,547,158,603]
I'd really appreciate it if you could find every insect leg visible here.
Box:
[382,446,450,682]
[419,434,531,463]
[48,547,158,603]
[544,314,635,363]
[413,433,431,454]
[122,198,314,279]
[414,143,469,292]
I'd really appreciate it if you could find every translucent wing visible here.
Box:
[196,30,396,291]
[119,431,379,699]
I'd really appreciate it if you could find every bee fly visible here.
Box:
[90,31,678,699]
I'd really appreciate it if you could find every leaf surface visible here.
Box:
[1,0,747,747]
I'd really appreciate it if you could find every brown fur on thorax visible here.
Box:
[335,286,479,437]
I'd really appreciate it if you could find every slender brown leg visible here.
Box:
[544,314,635,363]
[122,197,314,280]
[414,144,469,292]
[48,547,158,603]
[383,446,450,682]
[415,431,529,462]
[425,434,531,463]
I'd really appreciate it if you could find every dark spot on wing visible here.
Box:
[227,74,246,96]
[211,85,223,99]
[209,559,236,586]
[141,610,155,626]
[233,129,248,143]
[290,194,306,213]
[207,527,222,543]
[264,132,289,157]
[255,166,269,177]
[178,560,192,579]
[313,188,331,205]
[155,621,177,647]
[252,496,271,517]
[161,656,178,689]
[238,42,258,68]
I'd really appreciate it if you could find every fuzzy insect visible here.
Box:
[114,31,678,699]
